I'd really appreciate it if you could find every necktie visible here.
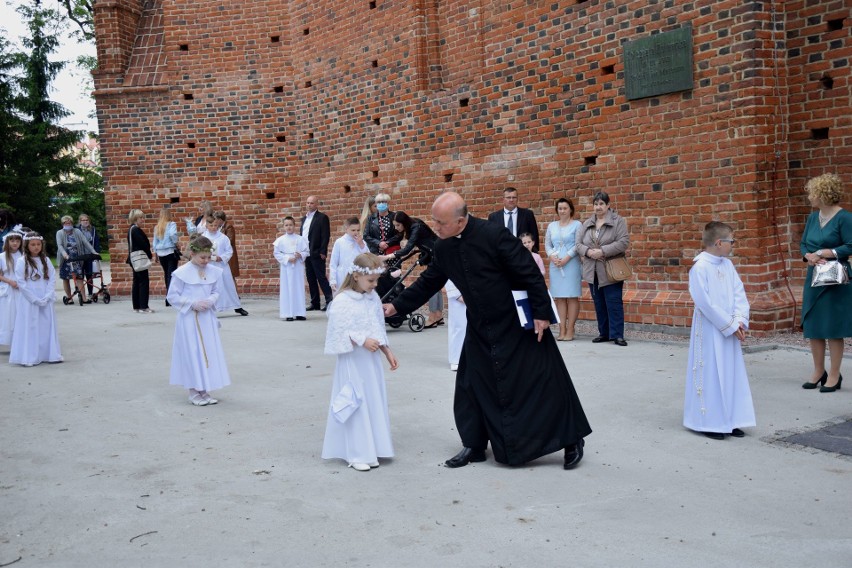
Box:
[506,211,514,236]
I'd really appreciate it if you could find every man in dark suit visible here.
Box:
[487,186,540,252]
[300,195,333,310]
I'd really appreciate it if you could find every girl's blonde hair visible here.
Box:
[154,207,173,240]
[128,209,144,224]
[359,195,376,228]
[337,252,385,294]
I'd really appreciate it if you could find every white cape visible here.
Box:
[321,290,393,463]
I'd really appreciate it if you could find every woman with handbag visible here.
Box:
[799,173,852,393]
[576,191,630,346]
[126,209,154,314]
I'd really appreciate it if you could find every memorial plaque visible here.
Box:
[623,26,693,100]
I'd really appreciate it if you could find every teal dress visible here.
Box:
[799,209,852,339]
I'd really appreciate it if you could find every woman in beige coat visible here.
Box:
[576,192,630,346]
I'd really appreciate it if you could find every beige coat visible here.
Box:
[575,209,629,287]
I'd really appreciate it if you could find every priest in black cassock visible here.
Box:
[384,192,591,470]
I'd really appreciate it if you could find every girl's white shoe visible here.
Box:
[348,463,371,472]
[201,392,218,405]
[189,392,209,406]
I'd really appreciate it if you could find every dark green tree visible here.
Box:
[0,1,104,253]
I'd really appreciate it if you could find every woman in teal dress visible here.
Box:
[799,173,852,393]
[545,198,582,341]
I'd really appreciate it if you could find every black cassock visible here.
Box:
[392,216,592,465]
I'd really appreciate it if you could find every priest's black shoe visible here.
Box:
[563,439,585,470]
[592,336,610,343]
[703,432,725,440]
[444,447,486,468]
[235,308,249,316]
[730,428,745,438]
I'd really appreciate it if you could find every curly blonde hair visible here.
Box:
[806,173,844,206]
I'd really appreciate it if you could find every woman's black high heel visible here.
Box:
[819,374,843,393]
[802,371,828,389]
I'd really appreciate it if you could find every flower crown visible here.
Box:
[23,232,44,242]
[3,224,25,241]
[189,241,213,253]
[347,264,385,275]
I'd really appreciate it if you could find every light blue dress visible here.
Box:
[545,220,582,298]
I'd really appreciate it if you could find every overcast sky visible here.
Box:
[3,0,98,132]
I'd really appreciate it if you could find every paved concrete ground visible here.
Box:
[1,272,851,567]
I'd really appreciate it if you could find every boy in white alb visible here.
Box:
[684,221,756,440]
[273,216,310,321]
[202,214,247,316]
[328,217,369,292]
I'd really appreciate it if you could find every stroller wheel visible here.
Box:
[388,321,402,329]
[103,292,111,304]
[409,313,426,332]
[62,296,70,305]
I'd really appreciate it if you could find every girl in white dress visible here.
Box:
[0,230,24,347]
[322,253,399,472]
[328,217,369,292]
[273,216,310,320]
[10,232,63,366]
[201,214,245,315]
[167,236,232,406]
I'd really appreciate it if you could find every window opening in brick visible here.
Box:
[170,197,180,204]
[820,75,834,90]
[827,18,844,32]
[273,85,284,93]
[187,142,196,149]
[459,97,470,108]
[601,64,615,75]
[275,134,286,142]
[270,35,280,43]
[584,155,597,166]
[371,169,379,178]
[183,93,194,100]
[371,59,379,68]
[303,28,310,36]
[811,127,829,140]
[373,116,381,125]
[308,132,314,139]
[369,1,377,9]
[305,80,312,88]
[179,44,189,51]
[343,185,352,193]
[444,172,454,182]
[266,192,276,199]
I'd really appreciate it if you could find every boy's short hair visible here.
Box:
[344,216,360,227]
[702,221,733,247]
[283,216,295,224]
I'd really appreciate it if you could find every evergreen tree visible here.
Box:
[0,1,97,252]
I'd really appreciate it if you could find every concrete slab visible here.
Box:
[1,283,851,567]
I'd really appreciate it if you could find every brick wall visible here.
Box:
[93,0,851,333]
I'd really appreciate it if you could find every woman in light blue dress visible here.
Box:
[545,198,582,340]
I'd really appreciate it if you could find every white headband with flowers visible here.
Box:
[347,264,385,276]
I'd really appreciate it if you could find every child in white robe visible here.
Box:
[684,221,756,440]
[273,216,309,320]
[0,230,24,347]
[167,235,232,406]
[202,214,247,316]
[322,253,398,472]
[9,232,63,366]
[445,279,467,371]
[328,217,369,292]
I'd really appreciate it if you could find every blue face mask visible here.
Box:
[376,203,388,213]
[63,224,73,231]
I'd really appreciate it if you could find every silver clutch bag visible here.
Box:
[811,260,850,287]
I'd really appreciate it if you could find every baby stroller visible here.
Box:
[63,253,111,305]
[378,247,431,332]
